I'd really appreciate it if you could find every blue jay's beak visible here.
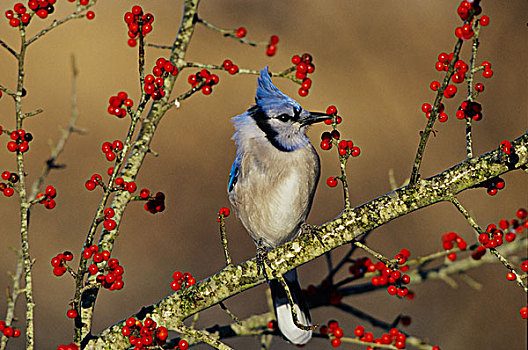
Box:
[301,112,332,126]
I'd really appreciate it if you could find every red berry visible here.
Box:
[86,11,95,20]
[298,88,308,97]
[351,146,361,157]
[131,5,142,16]
[103,219,117,231]
[421,103,432,113]
[222,59,233,70]
[517,208,527,220]
[331,338,341,347]
[266,45,277,57]
[480,15,490,26]
[430,80,440,91]
[327,177,338,188]
[475,83,484,92]
[320,140,331,151]
[438,113,448,123]
[270,35,279,45]
[202,85,212,95]
[482,69,493,78]
[235,27,246,38]
[219,207,230,217]
[291,55,301,65]
[3,187,14,197]
[354,325,365,337]
[105,152,116,162]
[7,141,18,152]
[228,65,239,75]
[67,309,77,319]
[178,339,189,350]
[506,272,516,281]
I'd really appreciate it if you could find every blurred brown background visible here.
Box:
[0,1,527,349]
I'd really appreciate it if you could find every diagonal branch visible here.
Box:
[86,130,528,348]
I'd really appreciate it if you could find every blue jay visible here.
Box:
[228,67,329,344]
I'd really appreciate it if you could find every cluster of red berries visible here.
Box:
[83,245,125,290]
[222,59,239,75]
[324,105,343,125]
[291,53,315,97]
[144,58,178,100]
[0,171,19,197]
[187,69,219,96]
[480,61,494,78]
[353,325,411,350]
[455,100,482,121]
[421,102,448,123]
[115,178,137,193]
[124,5,154,47]
[101,140,123,162]
[217,206,230,222]
[170,271,196,291]
[67,0,95,19]
[476,209,527,257]
[107,91,133,118]
[6,129,33,153]
[102,207,117,231]
[266,35,279,57]
[320,320,344,347]
[441,231,467,261]
[322,131,360,158]
[0,320,21,339]
[456,1,481,21]
[5,0,59,27]
[85,173,103,191]
[144,191,165,214]
[51,251,74,277]
[36,185,57,209]
[482,176,505,196]
[56,343,79,350]
[371,262,412,298]
[121,317,175,349]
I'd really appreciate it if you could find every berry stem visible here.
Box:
[218,215,232,266]
[0,38,18,58]
[26,1,98,47]
[195,16,261,46]
[338,155,351,210]
[0,250,23,350]
[409,10,476,185]
[183,62,304,84]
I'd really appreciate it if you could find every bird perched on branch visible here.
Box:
[228,67,329,344]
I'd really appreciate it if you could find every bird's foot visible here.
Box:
[256,239,271,282]
[301,223,326,248]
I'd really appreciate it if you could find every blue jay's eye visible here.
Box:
[277,114,291,122]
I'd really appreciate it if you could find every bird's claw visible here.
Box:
[256,239,271,282]
[301,223,326,248]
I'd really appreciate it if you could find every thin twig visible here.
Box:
[0,250,24,350]
[0,38,18,58]
[29,55,84,201]
[275,273,317,331]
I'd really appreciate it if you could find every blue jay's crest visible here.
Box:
[255,66,302,113]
